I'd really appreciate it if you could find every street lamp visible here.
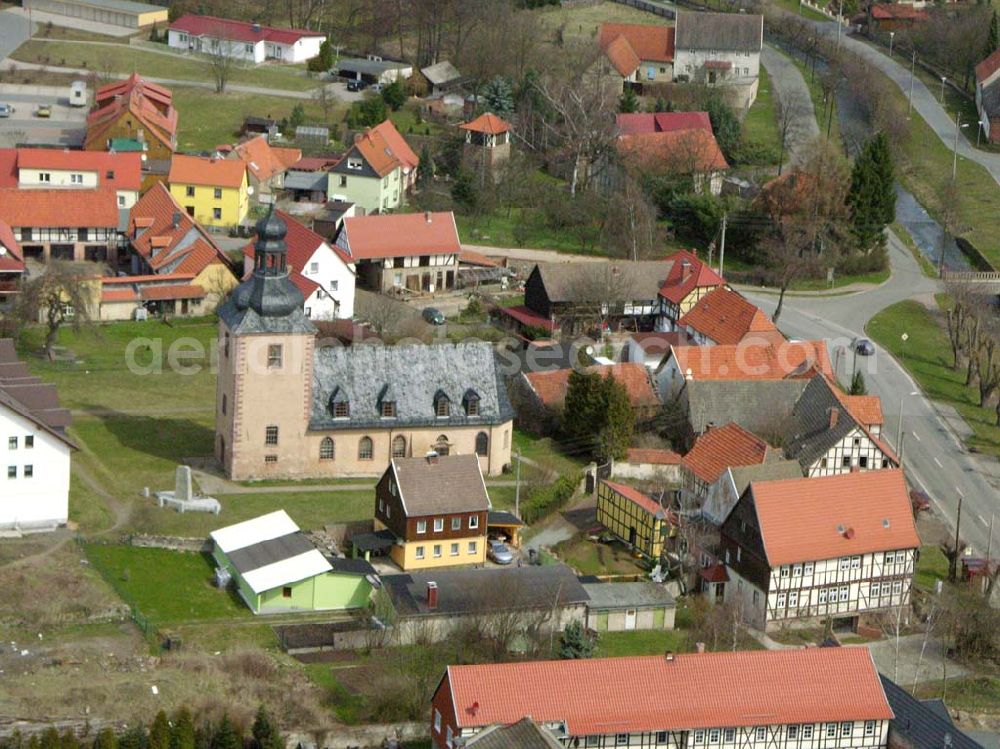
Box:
[896,390,920,462]
[889,31,895,58]
[940,76,947,103]
[977,119,985,148]
[953,113,970,181]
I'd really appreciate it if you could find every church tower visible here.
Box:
[215,208,317,479]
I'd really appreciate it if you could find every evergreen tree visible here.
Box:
[251,707,282,749]
[450,170,478,212]
[39,729,60,749]
[380,79,406,111]
[416,144,434,187]
[288,104,306,130]
[93,728,117,749]
[209,717,240,749]
[169,708,196,749]
[849,370,868,395]
[149,712,170,749]
[562,370,605,447]
[654,96,668,113]
[706,97,741,163]
[356,95,387,127]
[118,727,147,749]
[480,76,514,120]
[986,11,999,59]
[846,132,894,251]
[619,87,639,114]
[60,731,79,749]
[148,23,159,42]
[558,621,594,659]
[596,372,635,462]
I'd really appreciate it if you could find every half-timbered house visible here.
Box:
[596,479,675,559]
[721,470,920,630]
[431,647,895,749]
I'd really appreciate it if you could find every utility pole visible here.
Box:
[987,513,995,562]
[952,112,963,182]
[718,213,727,277]
[514,448,521,519]
[950,493,964,582]
[907,52,916,117]
[836,0,843,50]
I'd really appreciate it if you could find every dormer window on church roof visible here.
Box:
[463,389,480,416]
[434,390,450,418]
[329,386,350,418]
[379,384,397,418]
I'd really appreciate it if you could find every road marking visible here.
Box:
[933,457,943,467]
[956,486,965,498]
[911,431,921,442]
[978,514,989,527]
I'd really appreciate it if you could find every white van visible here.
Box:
[69,80,87,107]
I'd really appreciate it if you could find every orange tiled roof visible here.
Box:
[598,22,675,63]
[232,135,301,183]
[0,187,119,228]
[749,470,920,566]
[602,479,669,518]
[372,120,419,170]
[0,149,17,188]
[840,394,884,427]
[625,447,682,465]
[101,288,138,303]
[169,154,247,189]
[0,219,24,273]
[679,287,780,345]
[603,34,642,77]
[339,211,460,260]
[443,648,893,735]
[459,113,511,135]
[870,4,928,21]
[617,128,729,175]
[352,126,402,178]
[139,283,206,301]
[524,363,660,411]
[682,421,772,484]
[669,340,833,381]
[659,248,725,304]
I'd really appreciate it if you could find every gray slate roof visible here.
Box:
[729,460,803,495]
[309,342,514,431]
[466,719,564,749]
[284,170,329,191]
[226,531,314,575]
[880,675,985,749]
[421,60,462,86]
[582,581,676,610]
[393,454,490,516]
[382,564,589,617]
[79,0,166,14]
[535,260,674,304]
[784,375,866,470]
[326,556,378,576]
[684,379,808,434]
[675,12,763,52]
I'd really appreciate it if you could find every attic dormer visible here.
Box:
[462,388,481,416]
[379,384,397,418]
[329,386,349,418]
[434,389,450,418]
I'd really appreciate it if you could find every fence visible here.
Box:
[610,0,676,18]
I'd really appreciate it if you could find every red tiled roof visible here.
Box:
[101,288,138,303]
[525,363,660,411]
[659,248,725,304]
[88,74,176,153]
[169,154,247,189]
[339,211,460,260]
[498,305,556,333]
[295,156,342,171]
[603,35,642,77]
[616,112,713,136]
[750,470,920,566]
[443,648,893,735]
[351,125,403,178]
[679,287,779,345]
[291,272,321,299]
[459,249,499,268]
[870,4,928,21]
[459,113,511,135]
[232,135,301,183]
[0,187,119,228]
[243,210,351,295]
[699,563,729,583]
[102,273,195,285]
[0,219,24,273]
[625,447,682,465]
[15,149,142,191]
[372,120,419,171]
[669,340,833,381]
[840,394,884,426]
[682,422,772,484]
[617,128,729,176]
[139,283,206,301]
[169,14,325,45]
[598,23,675,63]
[0,149,18,188]
[976,48,1000,84]
[602,479,668,517]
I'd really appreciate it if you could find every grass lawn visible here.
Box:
[915,676,1000,714]
[740,65,781,165]
[512,429,588,477]
[867,300,1000,458]
[914,544,949,593]
[84,544,250,624]
[552,533,647,576]
[34,25,133,43]
[533,1,666,45]
[455,209,604,255]
[767,0,832,22]
[12,39,320,91]
[595,629,688,657]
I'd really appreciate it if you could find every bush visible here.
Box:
[730,138,781,167]
[520,473,580,524]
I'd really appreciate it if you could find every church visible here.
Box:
[214,210,515,480]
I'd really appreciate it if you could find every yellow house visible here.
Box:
[168,154,249,228]
[371,454,489,571]
[596,479,675,560]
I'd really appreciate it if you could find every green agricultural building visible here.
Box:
[210,510,377,615]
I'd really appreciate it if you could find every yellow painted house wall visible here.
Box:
[389,535,486,571]
[170,174,249,228]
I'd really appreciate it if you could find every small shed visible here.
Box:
[419,60,464,95]
[582,580,676,632]
[295,126,330,146]
[487,509,525,548]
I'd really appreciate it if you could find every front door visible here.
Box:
[625,609,637,630]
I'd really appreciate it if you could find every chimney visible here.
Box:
[681,260,692,282]
[695,642,706,654]
[425,211,432,224]
[843,527,855,539]
[427,581,438,610]
[426,450,439,465]
[172,211,182,229]
[828,407,840,429]
[354,132,363,143]
[664,651,675,662]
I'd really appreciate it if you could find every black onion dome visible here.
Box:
[230,206,304,317]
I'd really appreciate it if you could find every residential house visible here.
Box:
[598,22,675,87]
[611,447,683,483]
[0,339,76,532]
[515,363,661,434]
[121,182,238,316]
[335,56,413,86]
[583,581,676,632]
[334,211,459,293]
[226,135,301,199]
[680,422,776,503]
[679,378,810,437]
[656,339,832,400]
[9,148,142,209]
[674,12,764,106]
[431,647,894,749]
[976,49,1000,144]
[460,113,512,176]
[868,4,928,32]
[167,15,325,64]
[327,121,417,214]
[381,564,590,645]
[85,74,177,160]
[215,213,514,480]
[0,220,24,311]
[701,460,803,528]
[373,454,489,571]
[678,287,782,346]
[22,0,167,29]
[465,719,564,749]
[784,375,895,476]
[721,471,920,630]
[655,248,726,330]
[419,61,464,95]
[614,118,729,196]
[210,510,376,615]
[879,676,986,749]
[243,210,355,320]
[596,478,675,560]
[168,154,249,228]
[0,187,120,263]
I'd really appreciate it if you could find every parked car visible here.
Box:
[422,307,445,325]
[34,105,51,118]
[346,79,366,92]
[488,539,514,565]
[370,83,383,93]
[910,489,931,514]
[0,104,13,118]
[854,338,875,356]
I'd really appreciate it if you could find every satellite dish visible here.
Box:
[0,246,6,256]
[247,186,255,196]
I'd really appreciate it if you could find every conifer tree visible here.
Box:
[251,707,282,749]
[149,712,170,749]
[209,716,240,749]
[986,11,999,59]
[169,708,195,749]
[846,132,894,251]
[619,87,639,114]
[559,621,594,659]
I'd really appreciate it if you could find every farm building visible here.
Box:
[210,510,377,615]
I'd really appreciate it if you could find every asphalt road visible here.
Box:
[0,9,30,62]
[0,87,85,146]
[742,235,999,556]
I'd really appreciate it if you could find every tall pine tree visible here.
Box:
[251,707,283,749]
[209,716,240,749]
[169,708,196,749]
[597,373,635,462]
[846,132,894,252]
[149,712,170,749]
[986,11,999,60]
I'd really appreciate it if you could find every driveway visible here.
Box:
[743,234,999,556]
[0,10,31,62]
[760,44,820,166]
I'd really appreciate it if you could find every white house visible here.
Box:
[721,470,920,631]
[0,339,75,532]
[674,12,763,106]
[167,14,325,65]
[243,210,355,320]
[10,148,142,209]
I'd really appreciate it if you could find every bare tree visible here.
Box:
[17,261,94,359]
[774,90,804,176]
[354,289,408,335]
[604,174,659,261]
[312,84,336,124]
[206,23,240,94]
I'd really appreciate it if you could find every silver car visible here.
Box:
[488,539,514,565]
[0,104,13,118]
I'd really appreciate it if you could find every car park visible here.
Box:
[422,307,445,325]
